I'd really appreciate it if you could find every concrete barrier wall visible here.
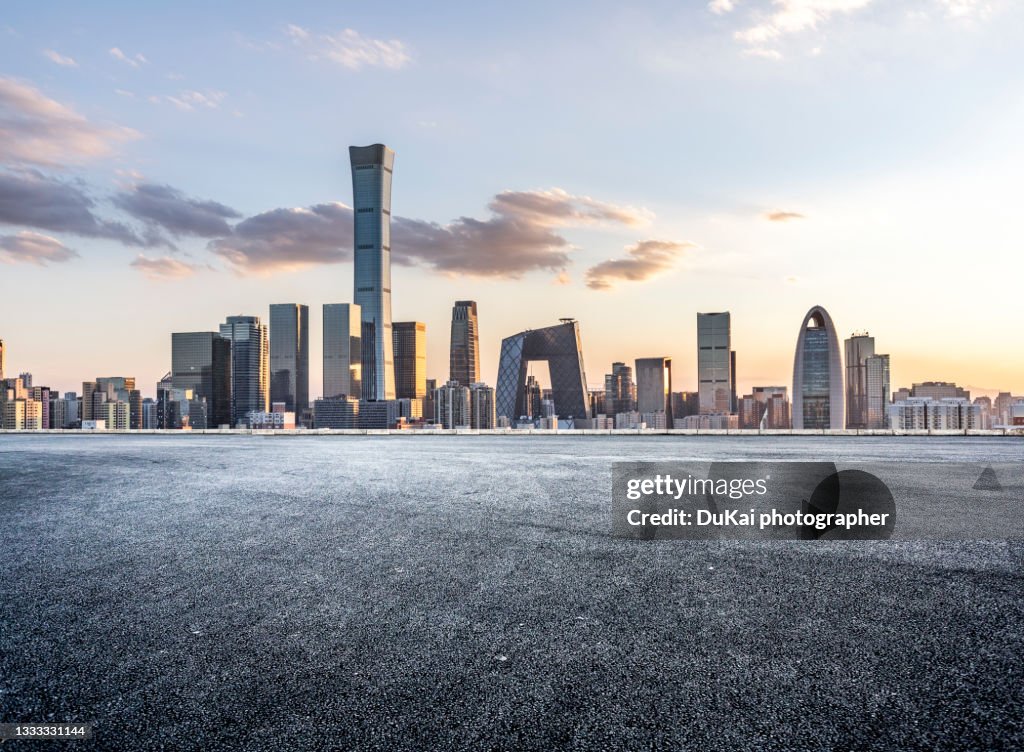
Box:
[1,428,1020,437]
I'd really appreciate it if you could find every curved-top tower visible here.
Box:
[792,305,844,430]
[350,144,396,401]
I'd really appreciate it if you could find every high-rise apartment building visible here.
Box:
[323,303,362,399]
[469,382,496,429]
[220,315,269,426]
[392,321,426,399]
[450,301,481,387]
[635,357,673,423]
[435,380,470,429]
[171,332,231,428]
[697,312,733,414]
[792,306,844,430]
[269,304,309,415]
[350,144,396,401]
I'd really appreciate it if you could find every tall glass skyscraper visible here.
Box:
[219,315,269,427]
[171,332,231,428]
[350,144,396,401]
[269,303,309,414]
[392,321,426,399]
[323,303,362,399]
[635,357,673,418]
[792,305,844,430]
[449,300,480,387]
[697,312,733,414]
[844,333,875,429]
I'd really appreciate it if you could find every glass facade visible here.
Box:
[392,321,426,399]
[635,357,672,418]
[350,144,396,401]
[220,315,269,426]
[792,306,844,430]
[449,301,480,387]
[323,303,362,399]
[495,320,589,422]
[697,312,733,414]
[844,334,875,429]
[171,332,231,428]
[269,303,309,414]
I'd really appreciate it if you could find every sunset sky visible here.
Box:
[1,0,1022,399]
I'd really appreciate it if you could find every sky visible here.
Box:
[1,0,1022,400]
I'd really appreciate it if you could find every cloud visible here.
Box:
[709,0,737,13]
[43,49,77,67]
[130,254,201,279]
[161,90,227,111]
[0,169,151,245]
[585,240,694,290]
[209,202,351,273]
[743,46,783,59]
[734,0,873,45]
[765,210,806,221]
[285,25,411,70]
[0,231,77,265]
[113,183,242,238]
[209,189,652,277]
[938,0,992,18]
[109,47,147,67]
[0,77,140,166]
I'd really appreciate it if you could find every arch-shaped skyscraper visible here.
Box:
[792,305,844,430]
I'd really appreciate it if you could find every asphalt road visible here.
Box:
[1,435,1021,751]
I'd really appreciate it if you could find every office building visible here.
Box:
[844,333,874,429]
[171,332,231,428]
[436,380,471,429]
[393,321,426,400]
[635,357,672,424]
[269,304,309,416]
[220,315,269,427]
[738,386,791,429]
[423,378,437,424]
[351,143,396,401]
[313,396,360,429]
[864,354,891,429]
[697,312,733,414]
[496,320,589,423]
[142,398,157,429]
[994,392,1016,426]
[450,301,481,387]
[359,400,401,429]
[323,303,362,399]
[670,391,700,422]
[792,305,844,430]
[604,362,636,415]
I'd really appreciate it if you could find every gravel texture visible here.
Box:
[1,435,1021,751]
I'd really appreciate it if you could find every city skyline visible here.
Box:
[1,1,1022,399]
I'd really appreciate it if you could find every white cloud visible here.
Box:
[743,46,783,59]
[937,0,992,18]
[130,254,202,279]
[162,90,227,111]
[109,47,147,68]
[0,231,78,265]
[285,24,411,70]
[735,0,874,44]
[0,77,139,166]
[43,49,77,67]
[710,0,737,14]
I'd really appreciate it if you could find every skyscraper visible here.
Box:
[269,303,309,415]
[792,305,844,430]
[605,362,636,415]
[449,301,480,387]
[865,354,891,429]
[323,303,362,399]
[0,338,4,382]
[350,143,396,401]
[392,321,426,399]
[844,333,875,429]
[171,332,231,428]
[219,315,269,426]
[495,319,589,423]
[697,312,732,414]
[635,357,673,420]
